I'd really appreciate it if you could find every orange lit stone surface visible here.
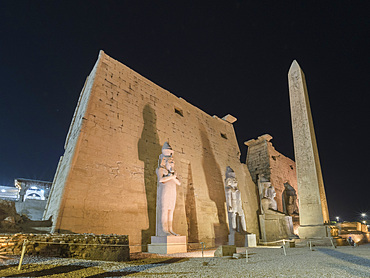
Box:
[245,134,298,214]
[44,51,260,250]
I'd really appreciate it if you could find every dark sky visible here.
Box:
[1,1,369,222]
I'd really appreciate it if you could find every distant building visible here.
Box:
[12,178,52,220]
[0,185,19,201]
[336,222,369,245]
[15,178,52,202]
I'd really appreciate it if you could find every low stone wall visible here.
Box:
[0,233,129,261]
[336,233,370,246]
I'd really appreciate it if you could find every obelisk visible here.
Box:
[288,60,329,238]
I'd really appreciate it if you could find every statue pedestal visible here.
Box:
[259,210,297,243]
[228,232,257,247]
[148,236,187,254]
[298,225,328,239]
[246,234,257,247]
[228,230,242,246]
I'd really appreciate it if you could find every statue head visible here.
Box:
[262,182,271,190]
[261,182,272,198]
[226,177,238,189]
[158,142,175,169]
[162,142,174,157]
[225,166,236,179]
[225,166,238,189]
[258,174,269,183]
[284,182,297,196]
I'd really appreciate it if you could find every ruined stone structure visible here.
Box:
[44,51,259,250]
[0,233,129,261]
[288,60,329,238]
[245,134,299,215]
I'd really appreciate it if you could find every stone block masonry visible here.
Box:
[245,134,298,214]
[0,233,129,261]
[44,51,260,250]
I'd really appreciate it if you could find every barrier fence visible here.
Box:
[258,238,336,256]
[2,236,338,270]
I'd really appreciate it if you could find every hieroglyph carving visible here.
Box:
[288,60,329,227]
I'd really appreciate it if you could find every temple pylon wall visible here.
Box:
[44,51,260,250]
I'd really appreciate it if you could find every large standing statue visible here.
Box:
[225,166,247,233]
[155,142,181,236]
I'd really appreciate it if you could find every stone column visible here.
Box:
[288,60,329,238]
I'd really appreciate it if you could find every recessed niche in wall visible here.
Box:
[174,107,184,117]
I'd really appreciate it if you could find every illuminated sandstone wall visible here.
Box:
[245,134,298,213]
[44,51,259,249]
[44,58,100,228]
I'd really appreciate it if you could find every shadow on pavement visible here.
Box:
[317,248,370,268]
[86,258,186,277]
[5,265,90,277]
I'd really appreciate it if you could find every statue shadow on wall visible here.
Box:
[199,124,228,245]
[184,163,199,243]
[138,104,162,252]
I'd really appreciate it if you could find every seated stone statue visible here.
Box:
[155,142,181,237]
[225,166,247,232]
[264,184,277,211]
[258,176,277,213]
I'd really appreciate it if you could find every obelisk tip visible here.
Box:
[289,60,301,72]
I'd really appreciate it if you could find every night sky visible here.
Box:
[1,1,369,222]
